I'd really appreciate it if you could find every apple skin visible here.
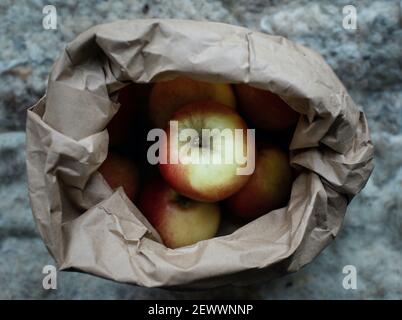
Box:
[138,178,221,249]
[225,145,293,220]
[234,84,299,131]
[98,152,139,202]
[159,101,253,203]
[149,77,236,128]
[108,83,152,147]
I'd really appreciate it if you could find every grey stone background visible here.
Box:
[0,0,401,299]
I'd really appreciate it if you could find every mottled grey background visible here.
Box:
[1,0,401,299]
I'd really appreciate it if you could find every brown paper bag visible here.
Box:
[26,19,374,289]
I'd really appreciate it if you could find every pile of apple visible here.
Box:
[99,77,298,249]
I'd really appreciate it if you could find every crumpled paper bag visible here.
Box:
[26,19,374,289]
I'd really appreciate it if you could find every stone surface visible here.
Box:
[0,0,401,299]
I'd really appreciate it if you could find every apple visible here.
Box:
[225,145,293,220]
[98,152,139,202]
[138,178,221,249]
[149,76,236,128]
[159,101,254,202]
[234,84,299,131]
[108,83,152,147]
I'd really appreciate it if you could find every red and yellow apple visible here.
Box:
[234,84,299,131]
[149,77,236,128]
[159,101,253,202]
[98,152,139,202]
[138,178,221,249]
[225,145,293,220]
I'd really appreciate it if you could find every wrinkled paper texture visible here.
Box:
[26,19,374,288]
